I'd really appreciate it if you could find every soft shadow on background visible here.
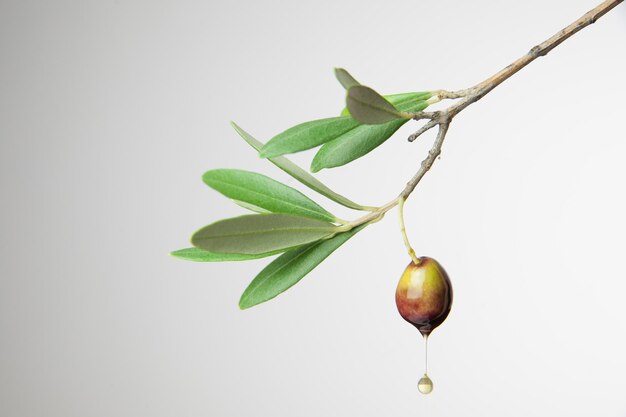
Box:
[1,1,625,416]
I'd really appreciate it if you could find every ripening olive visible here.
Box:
[395,257,453,336]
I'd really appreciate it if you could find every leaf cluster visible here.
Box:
[172,69,432,308]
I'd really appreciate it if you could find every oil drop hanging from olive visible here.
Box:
[395,198,453,394]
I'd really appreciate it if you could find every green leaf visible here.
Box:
[334,67,360,89]
[260,93,432,159]
[191,213,338,255]
[311,120,406,172]
[170,247,272,262]
[259,116,359,158]
[231,122,370,210]
[311,99,429,172]
[203,169,335,222]
[239,224,366,309]
[340,91,431,117]
[346,85,407,124]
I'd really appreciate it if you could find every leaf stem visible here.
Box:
[338,197,400,231]
[425,95,442,106]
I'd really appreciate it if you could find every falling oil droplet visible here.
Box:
[418,334,433,394]
[418,374,433,394]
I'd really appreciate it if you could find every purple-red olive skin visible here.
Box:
[395,257,453,336]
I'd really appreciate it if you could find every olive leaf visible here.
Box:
[239,224,366,309]
[203,169,336,222]
[311,119,406,172]
[334,67,360,89]
[231,122,370,211]
[340,91,431,117]
[170,247,271,262]
[259,117,359,159]
[191,213,339,255]
[311,99,430,172]
[259,93,429,159]
[335,67,430,121]
[346,85,408,124]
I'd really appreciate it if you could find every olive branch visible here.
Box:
[172,0,623,309]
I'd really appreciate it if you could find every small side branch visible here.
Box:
[401,123,450,199]
[408,119,438,142]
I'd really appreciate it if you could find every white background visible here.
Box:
[1,1,625,416]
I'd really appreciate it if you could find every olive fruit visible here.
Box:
[395,257,453,336]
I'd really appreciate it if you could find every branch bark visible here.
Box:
[347,0,623,230]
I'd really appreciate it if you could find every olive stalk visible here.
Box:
[398,197,419,264]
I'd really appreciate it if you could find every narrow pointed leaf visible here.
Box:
[170,247,274,262]
[346,85,407,124]
[192,214,338,255]
[311,119,406,172]
[311,100,429,172]
[231,122,369,210]
[260,116,359,158]
[239,225,366,309]
[334,68,360,89]
[203,169,335,222]
[340,91,431,116]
